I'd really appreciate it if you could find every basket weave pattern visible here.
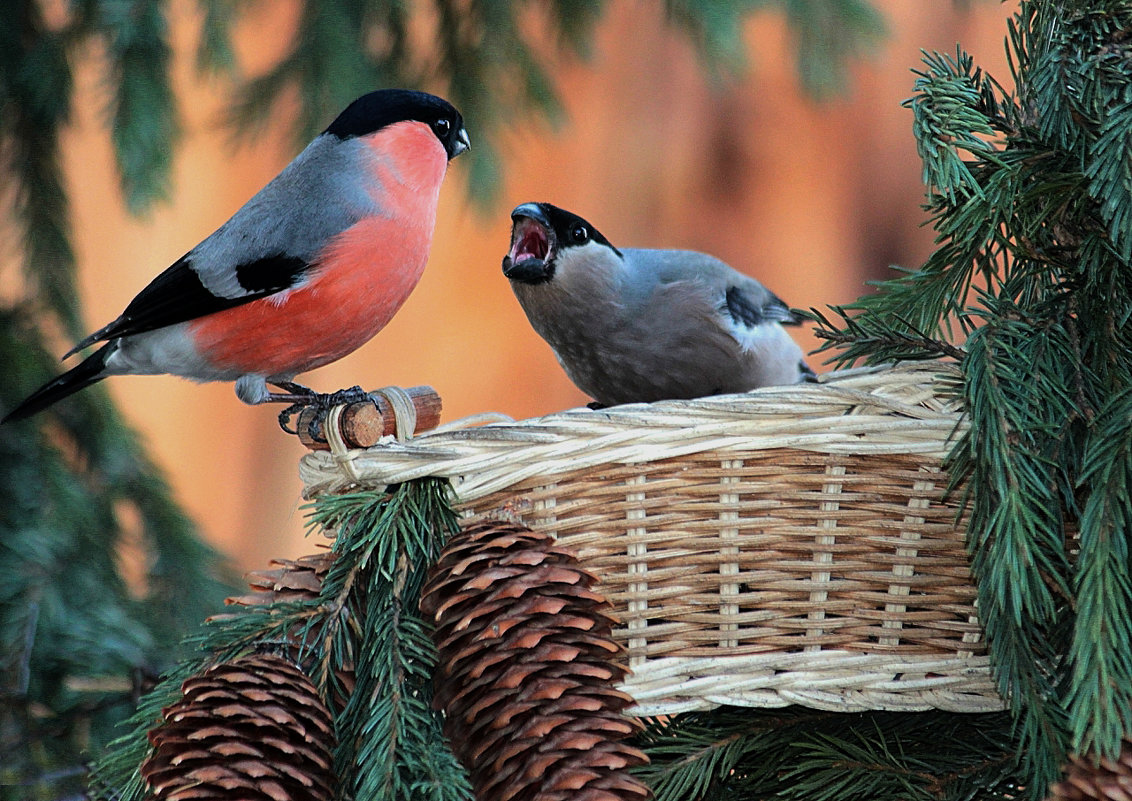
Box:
[300,363,1002,715]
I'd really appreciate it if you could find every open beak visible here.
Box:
[502,203,555,284]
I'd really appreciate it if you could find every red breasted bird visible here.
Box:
[3,89,468,425]
[503,202,814,407]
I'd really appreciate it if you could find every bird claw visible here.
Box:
[277,404,305,435]
[273,385,370,441]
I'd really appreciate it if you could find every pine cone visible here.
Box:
[218,551,355,708]
[1049,740,1132,801]
[224,552,335,609]
[421,520,651,801]
[141,653,335,801]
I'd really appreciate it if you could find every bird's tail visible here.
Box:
[3,344,113,423]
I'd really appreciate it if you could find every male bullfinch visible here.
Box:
[3,89,469,424]
[502,202,814,407]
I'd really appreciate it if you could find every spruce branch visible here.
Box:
[908,48,1004,202]
[285,482,468,801]
[99,0,180,214]
[194,0,238,75]
[1086,99,1132,261]
[0,3,81,336]
[1,308,234,797]
[89,480,468,801]
[806,305,966,368]
[1023,4,1132,259]
[779,0,887,98]
[949,316,1078,792]
[1067,388,1132,760]
[812,3,1132,793]
[223,1,885,200]
[633,707,1021,801]
[635,707,842,801]
[782,718,1021,801]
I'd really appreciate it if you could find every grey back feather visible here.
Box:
[621,248,793,323]
[189,135,382,299]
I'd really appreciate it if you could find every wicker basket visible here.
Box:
[299,362,1002,716]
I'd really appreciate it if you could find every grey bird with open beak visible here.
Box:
[502,202,815,407]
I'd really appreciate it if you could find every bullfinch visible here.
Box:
[3,89,469,425]
[502,202,814,407]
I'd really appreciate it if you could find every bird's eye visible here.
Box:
[432,118,451,137]
[570,224,589,243]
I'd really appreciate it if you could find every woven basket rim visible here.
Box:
[620,652,1002,714]
[299,361,966,503]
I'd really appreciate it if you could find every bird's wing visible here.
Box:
[724,281,802,328]
[626,249,801,327]
[67,135,377,356]
[66,253,312,355]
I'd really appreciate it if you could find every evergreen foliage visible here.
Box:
[87,479,468,801]
[809,1,1132,795]
[634,707,1022,801]
[225,0,884,196]
[0,309,234,798]
[310,485,468,801]
[2,2,232,791]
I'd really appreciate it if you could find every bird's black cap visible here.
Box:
[511,202,621,257]
[504,202,622,285]
[324,89,469,159]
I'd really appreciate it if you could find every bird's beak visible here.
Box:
[503,206,555,284]
[452,127,470,158]
[510,202,549,227]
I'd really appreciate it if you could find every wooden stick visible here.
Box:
[297,386,442,451]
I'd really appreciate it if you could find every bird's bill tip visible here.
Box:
[453,127,470,156]
[509,202,549,223]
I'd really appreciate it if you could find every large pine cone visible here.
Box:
[141,653,335,801]
[421,520,651,801]
[1049,740,1132,801]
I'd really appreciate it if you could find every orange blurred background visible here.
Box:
[52,1,1012,570]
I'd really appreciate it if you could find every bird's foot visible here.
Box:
[268,383,369,439]
[266,381,318,405]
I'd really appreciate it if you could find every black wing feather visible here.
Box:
[67,253,310,356]
[724,285,801,328]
